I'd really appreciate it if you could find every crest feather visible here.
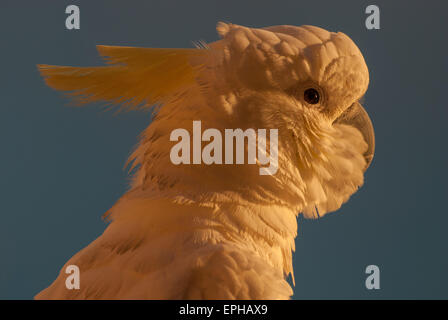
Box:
[38,46,207,110]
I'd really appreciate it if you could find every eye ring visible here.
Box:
[303,88,320,105]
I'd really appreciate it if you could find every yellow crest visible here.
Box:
[38,45,207,110]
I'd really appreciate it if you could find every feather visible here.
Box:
[38,46,208,110]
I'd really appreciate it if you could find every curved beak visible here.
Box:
[334,102,375,170]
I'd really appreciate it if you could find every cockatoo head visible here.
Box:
[190,23,375,217]
[208,22,373,165]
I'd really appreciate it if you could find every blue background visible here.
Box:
[0,0,447,299]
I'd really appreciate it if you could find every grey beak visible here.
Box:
[334,102,375,170]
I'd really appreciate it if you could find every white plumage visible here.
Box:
[36,23,374,299]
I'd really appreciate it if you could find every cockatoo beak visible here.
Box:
[333,102,375,170]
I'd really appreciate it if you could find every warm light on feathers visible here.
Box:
[39,46,207,109]
[35,23,374,300]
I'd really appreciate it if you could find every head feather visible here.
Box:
[38,46,208,110]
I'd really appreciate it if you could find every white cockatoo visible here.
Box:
[36,22,374,299]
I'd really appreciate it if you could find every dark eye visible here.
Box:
[304,88,320,104]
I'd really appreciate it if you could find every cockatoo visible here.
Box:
[36,22,374,300]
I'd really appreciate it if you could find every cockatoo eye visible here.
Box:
[304,88,320,104]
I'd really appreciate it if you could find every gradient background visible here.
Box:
[1,0,447,299]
